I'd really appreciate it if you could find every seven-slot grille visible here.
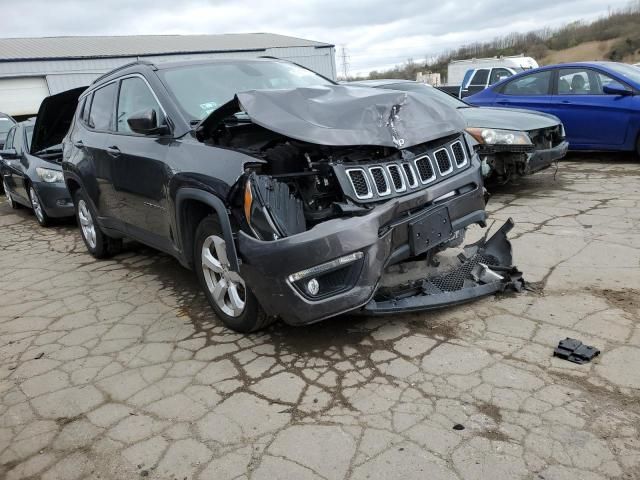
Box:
[343,138,470,202]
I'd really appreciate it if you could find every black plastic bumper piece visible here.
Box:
[553,338,600,364]
[362,218,524,315]
[526,140,569,174]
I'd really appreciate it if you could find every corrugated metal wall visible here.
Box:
[0,45,337,96]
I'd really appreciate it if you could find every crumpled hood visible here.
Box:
[199,85,465,149]
[31,86,86,155]
[460,106,561,131]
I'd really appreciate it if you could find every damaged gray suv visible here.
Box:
[54,58,523,332]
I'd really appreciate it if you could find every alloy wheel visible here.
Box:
[201,234,246,317]
[30,187,44,223]
[78,199,97,249]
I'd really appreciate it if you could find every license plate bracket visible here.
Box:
[408,207,453,255]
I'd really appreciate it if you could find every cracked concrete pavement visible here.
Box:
[1,157,639,480]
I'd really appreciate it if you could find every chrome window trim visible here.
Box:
[386,164,406,193]
[369,166,391,196]
[451,140,468,168]
[345,168,373,200]
[414,154,436,184]
[434,147,454,175]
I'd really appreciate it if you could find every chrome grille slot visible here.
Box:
[369,166,391,196]
[346,168,372,199]
[451,141,467,167]
[415,155,436,184]
[386,164,406,192]
[402,163,418,188]
[434,148,453,175]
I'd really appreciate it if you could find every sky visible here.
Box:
[0,0,634,75]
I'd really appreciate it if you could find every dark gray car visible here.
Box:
[0,89,82,225]
[351,80,569,184]
[42,59,523,333]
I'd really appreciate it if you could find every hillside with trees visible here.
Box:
[362,1,640,82]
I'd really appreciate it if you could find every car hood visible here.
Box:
[459,106,560,131]
[198,85,465,149]
[31,86,86,155]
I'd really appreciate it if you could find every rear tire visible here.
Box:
[3,178,19,210]
[194,215,274,333]
[74,189,122,258]
[636,134,640,159]
[29,186,51,227]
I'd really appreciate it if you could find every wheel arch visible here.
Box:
[175,188,240,272]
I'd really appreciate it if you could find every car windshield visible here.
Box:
[25,125,34,151]
[383,82,469,109]
[605,63,640,85]
[159,61,334,121]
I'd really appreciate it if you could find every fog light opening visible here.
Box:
[306,278,320,296]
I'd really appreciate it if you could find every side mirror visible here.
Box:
[127,109,169,135]
[603,83,633,96]
[0,148,17,159]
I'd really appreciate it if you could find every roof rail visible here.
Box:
[91,59,155,85]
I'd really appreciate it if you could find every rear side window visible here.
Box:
[116,77,164,133]
[88,83,116,131]
[470,69,490,86]
[502,71,552,96]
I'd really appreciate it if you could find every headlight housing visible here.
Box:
[466,128,532,146]
[35,167,64,183]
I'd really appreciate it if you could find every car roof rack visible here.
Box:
[91,59,155,85]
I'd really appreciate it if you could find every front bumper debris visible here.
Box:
[526,140,569,174]
[480,140,569,179]
[238,158,489,325]
[362,218,524,314]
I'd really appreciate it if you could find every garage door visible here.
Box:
[0,77,50,117]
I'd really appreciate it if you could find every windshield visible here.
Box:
[605,63,640,85]
[159,61,334,121]
[383,82,469,109]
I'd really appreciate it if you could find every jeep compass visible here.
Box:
[54,59,522,332]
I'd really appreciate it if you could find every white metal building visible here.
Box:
[0,34,336,118]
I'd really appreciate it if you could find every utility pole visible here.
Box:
[339,46,350,80]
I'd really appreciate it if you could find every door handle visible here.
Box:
[73,140,84,148]
[561,100,571,104]
[106,146,121,157]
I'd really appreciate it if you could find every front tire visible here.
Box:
[29,186,51,227]
[194,215,273,333]
[74,189,121,258]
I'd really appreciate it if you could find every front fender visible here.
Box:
[175,187,240,272]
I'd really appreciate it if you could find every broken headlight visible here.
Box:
[288,252,364,300]
[243,174,306,241]
[466,128,532,146]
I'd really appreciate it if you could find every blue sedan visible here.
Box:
[467,62,640,155]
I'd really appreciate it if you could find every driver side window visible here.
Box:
[117,77,163,133]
